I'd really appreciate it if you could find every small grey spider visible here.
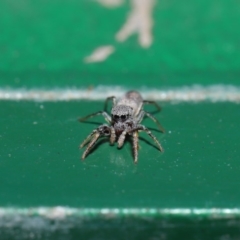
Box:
[79,91,164,163]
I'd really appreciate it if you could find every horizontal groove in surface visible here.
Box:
[2,207,240,219]
[0,85,240,102]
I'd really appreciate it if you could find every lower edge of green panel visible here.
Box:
[1,207,240,240]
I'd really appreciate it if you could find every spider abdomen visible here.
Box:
[117,91,143,116]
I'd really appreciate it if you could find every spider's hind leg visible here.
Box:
[143,100,161,112]
[137,111,165,133]
[132,125,164,152]
[110,126,116,145]
[104,96,116,112]
[144,111,165,133]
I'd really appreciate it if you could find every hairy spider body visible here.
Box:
[79,91,164,163]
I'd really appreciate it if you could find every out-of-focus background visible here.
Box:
[1,0,240,239]
[1,0,240,88]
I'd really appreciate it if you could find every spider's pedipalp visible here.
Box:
[118,130,127,148]
[110,126,116,145]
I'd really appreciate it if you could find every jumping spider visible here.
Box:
[79,91,164,163]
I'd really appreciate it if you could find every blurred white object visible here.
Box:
[116,0,155,48]
[84,45,115,63]
[84,0,155,63]
[96,0,124,8]
[1,85,240,103]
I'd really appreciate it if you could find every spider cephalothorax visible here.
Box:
[79,91,165,163]
[111,105,135,134]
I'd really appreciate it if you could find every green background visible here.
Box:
[1,0,240,88]
[1,0,240,239]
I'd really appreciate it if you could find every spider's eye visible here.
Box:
[121,115,127,120]
[113,115,119,120]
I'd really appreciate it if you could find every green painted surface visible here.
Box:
[1,101,240,208]
[1,0,240,238]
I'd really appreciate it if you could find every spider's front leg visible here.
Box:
[80,124,111,159]
[81,131,101,159]
[132,131,139,164]
[79,129,98,149]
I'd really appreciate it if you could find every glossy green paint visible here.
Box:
[1,101,240,208]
